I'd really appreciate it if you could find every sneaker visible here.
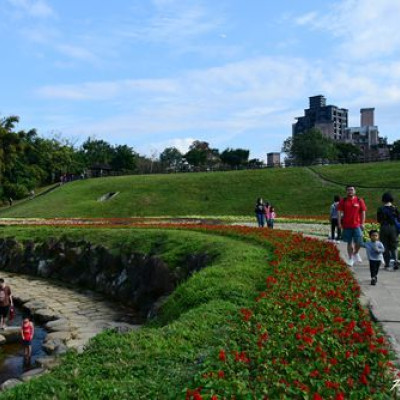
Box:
[352,253,362,263]
[347,258,354,267]
[371,277,377,285]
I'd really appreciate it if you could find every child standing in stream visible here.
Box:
[21,316,34,364]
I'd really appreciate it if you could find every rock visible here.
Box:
[53,343,69,355]
[20,368,46,382]
[13,294,32,303]
[23,300,47,311]
[0,334,6,345]
[35,356,60,370]
[0,327,20,343]
[66,339,87,353]
[45,318,69,330]
[0,379,22,391]
[42,338,63,354]
[44,331,73,342]
[33,308,58,323]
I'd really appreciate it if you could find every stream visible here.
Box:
[0,309,47,385]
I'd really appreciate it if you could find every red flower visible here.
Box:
[313,394,323,400]
[240,308,253,321]
[336,393,345,400]
[218,349,226,362]
[363,364,371,376]
[310,370,320,378]
[347,378,354,388]
[217,370,225,379]
[359,374,368,385]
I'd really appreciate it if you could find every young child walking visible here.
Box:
[267,206,276,229]
[21,316,34,363]
[362,230,385,286]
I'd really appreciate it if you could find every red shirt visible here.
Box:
[22,322,34,341]
[338,196,367,229]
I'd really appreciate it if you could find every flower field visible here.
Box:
[0,223,396,399]
[181,225,395,399]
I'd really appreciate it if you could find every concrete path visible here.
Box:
[336,242,400,364]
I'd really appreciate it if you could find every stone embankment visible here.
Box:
[0,271,140,391]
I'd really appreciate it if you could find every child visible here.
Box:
[329,195,341,242]
[362,230,385,286]
[21,316,34,362]
[267,206,276,229]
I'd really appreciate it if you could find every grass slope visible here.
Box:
[0,226,270,399]
[0,161,399,219]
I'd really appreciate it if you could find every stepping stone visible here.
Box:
[20,368,46,382]
[0,379,22,391]
[34,308,58,323]
[35,356,60,370]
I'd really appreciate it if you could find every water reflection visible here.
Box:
[0,309,46,384]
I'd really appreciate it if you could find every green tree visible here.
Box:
[185,141,220,168]
[335,142,361,163]
[220,148,249,168]
[110,145,137,171]
[81,138,114,166]
[390,139,400,160]
[159,147,183,170]
[282,128,338,165]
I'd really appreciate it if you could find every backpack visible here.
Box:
[383,207,400,235]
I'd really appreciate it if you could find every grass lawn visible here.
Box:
[310,161,400,188]
[1,162,399,219]
[0,225,394,399]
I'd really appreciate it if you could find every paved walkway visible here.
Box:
[336,242,400,364]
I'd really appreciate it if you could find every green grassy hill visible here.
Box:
[1,161,399,219]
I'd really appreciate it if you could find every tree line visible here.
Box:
[0,116,257,201]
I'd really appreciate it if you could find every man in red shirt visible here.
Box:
[338,186,367,266]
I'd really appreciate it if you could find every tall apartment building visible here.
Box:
[344,108,385,150]
[292,95,348,140]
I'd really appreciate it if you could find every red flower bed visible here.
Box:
[175,226,395,399]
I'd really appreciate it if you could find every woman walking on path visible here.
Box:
[254,198,266,228]
[377,192,399,270]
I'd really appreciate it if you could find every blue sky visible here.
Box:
[1,0,399,160]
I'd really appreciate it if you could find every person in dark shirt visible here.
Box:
[377,192,399,269]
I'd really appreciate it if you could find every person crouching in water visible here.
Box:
[21,316,34,364]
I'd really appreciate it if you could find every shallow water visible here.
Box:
[0,309,47,384]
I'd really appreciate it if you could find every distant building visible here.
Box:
[292,96,389,160]
[267,152,281,167]
[344,108,389,159]
[292,95,348,141]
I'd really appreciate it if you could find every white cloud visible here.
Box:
[295,12,317,26]
[7,0,55,18]
[296,0,400,60]
[55,44,98,63]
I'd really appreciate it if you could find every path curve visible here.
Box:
[307,166,400,190]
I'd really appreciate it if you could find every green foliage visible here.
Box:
[0,228,269,400]
[159,147,183,169]
[391,139,400,159]
[335,142,362,163]
[283,128,338,165]
[220,148,249,168]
